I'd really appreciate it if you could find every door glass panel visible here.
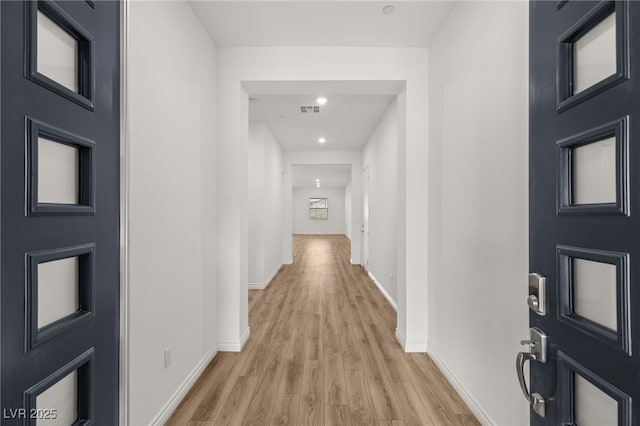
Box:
[574,12,616,94]
[37,11,78,93]
[36,371,78,426]
[575,374,618,426]
[38,137,79,204]
[37,257,79,328]
[572,137,616,205]
[573,258,617,331]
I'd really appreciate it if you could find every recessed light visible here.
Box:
[318,137,326,144]
[316,97,328,105]
[315,178,320,182]
[382,5,395,15]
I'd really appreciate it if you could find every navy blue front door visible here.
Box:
[529,1,640,424]
[1,1,120,424]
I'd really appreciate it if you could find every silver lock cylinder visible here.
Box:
[528,273,547,316]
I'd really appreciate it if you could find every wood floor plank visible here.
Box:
[167,235,479,426]
[366,375,404,421]
[408,353,472,416]
[324,353,348,405]
[242,345,288,426]
[365,324,410,383]
[279,322,308,394]
[340,321,364,372]
[390,381,438,425]
[212,375,259,425]
[299,359,324,426]
[306,314,323,360]
[186,353,241,422]
[325,405,352,426]
[376,421,406,426]
[164,355,225,425]
[270,394,301,426]
[345,370,375,426]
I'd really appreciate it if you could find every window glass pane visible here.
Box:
[575,375,618,426]
[36,371,78,426]
[309,198,327,209]
[574,12,616,94]
[572,258,617,331]
[38,257,79,328]
[37,10,78,93]
[38,137,79,204]
[310,209,328,220]
[572,137,616,205]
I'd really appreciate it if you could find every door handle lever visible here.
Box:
[515,328,548,418]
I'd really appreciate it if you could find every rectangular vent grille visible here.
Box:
[300,106,320,113]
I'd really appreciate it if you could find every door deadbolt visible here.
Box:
[528,273,546,316]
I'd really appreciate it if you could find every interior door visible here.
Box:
[1,1,120,424]
[362,165,370,270]
[526,0,639,424]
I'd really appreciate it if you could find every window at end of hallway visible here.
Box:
[309,198,328,220]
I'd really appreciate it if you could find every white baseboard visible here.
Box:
[367,271,397,311]
[405,340,428,352]
[428,351,495,425]
[240,326,250,348]
[218,327,251,352]
[149,344,218,426]
[395,328,428,352]
[395,328,406,349]
[248,265,282,290]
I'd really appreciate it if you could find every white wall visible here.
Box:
[128,1,217,424]
[217,48,429,352]
[293,187,346,235]
[344,182,352,240]
[361,98,398,304]
[427,2,529,425]
[248,123,264,285]
[248,121,283,288]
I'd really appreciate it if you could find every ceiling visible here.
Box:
[292,165,352,188]
[189,1,455,47]
[249,93,395,151]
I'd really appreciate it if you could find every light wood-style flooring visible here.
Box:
[166,234,479,425]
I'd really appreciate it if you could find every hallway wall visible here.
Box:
[248,121,283,288]
[344,182,352,240]
[361,98,398,305]
[128,1,217,424]
[293,187,346,235]
[427,2,529,424]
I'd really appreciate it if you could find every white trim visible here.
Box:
[404,340,428,352]
[248,265,282,290]
[395,328,428,352]
[428,351,496,426]
[119,2,131,425]
[367,271,397,311]
[395,328,406,350]
[240,326,251,347]
[149,344,219,426]
[218,327,251,352]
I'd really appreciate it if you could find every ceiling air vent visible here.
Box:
[300,105,320,113]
